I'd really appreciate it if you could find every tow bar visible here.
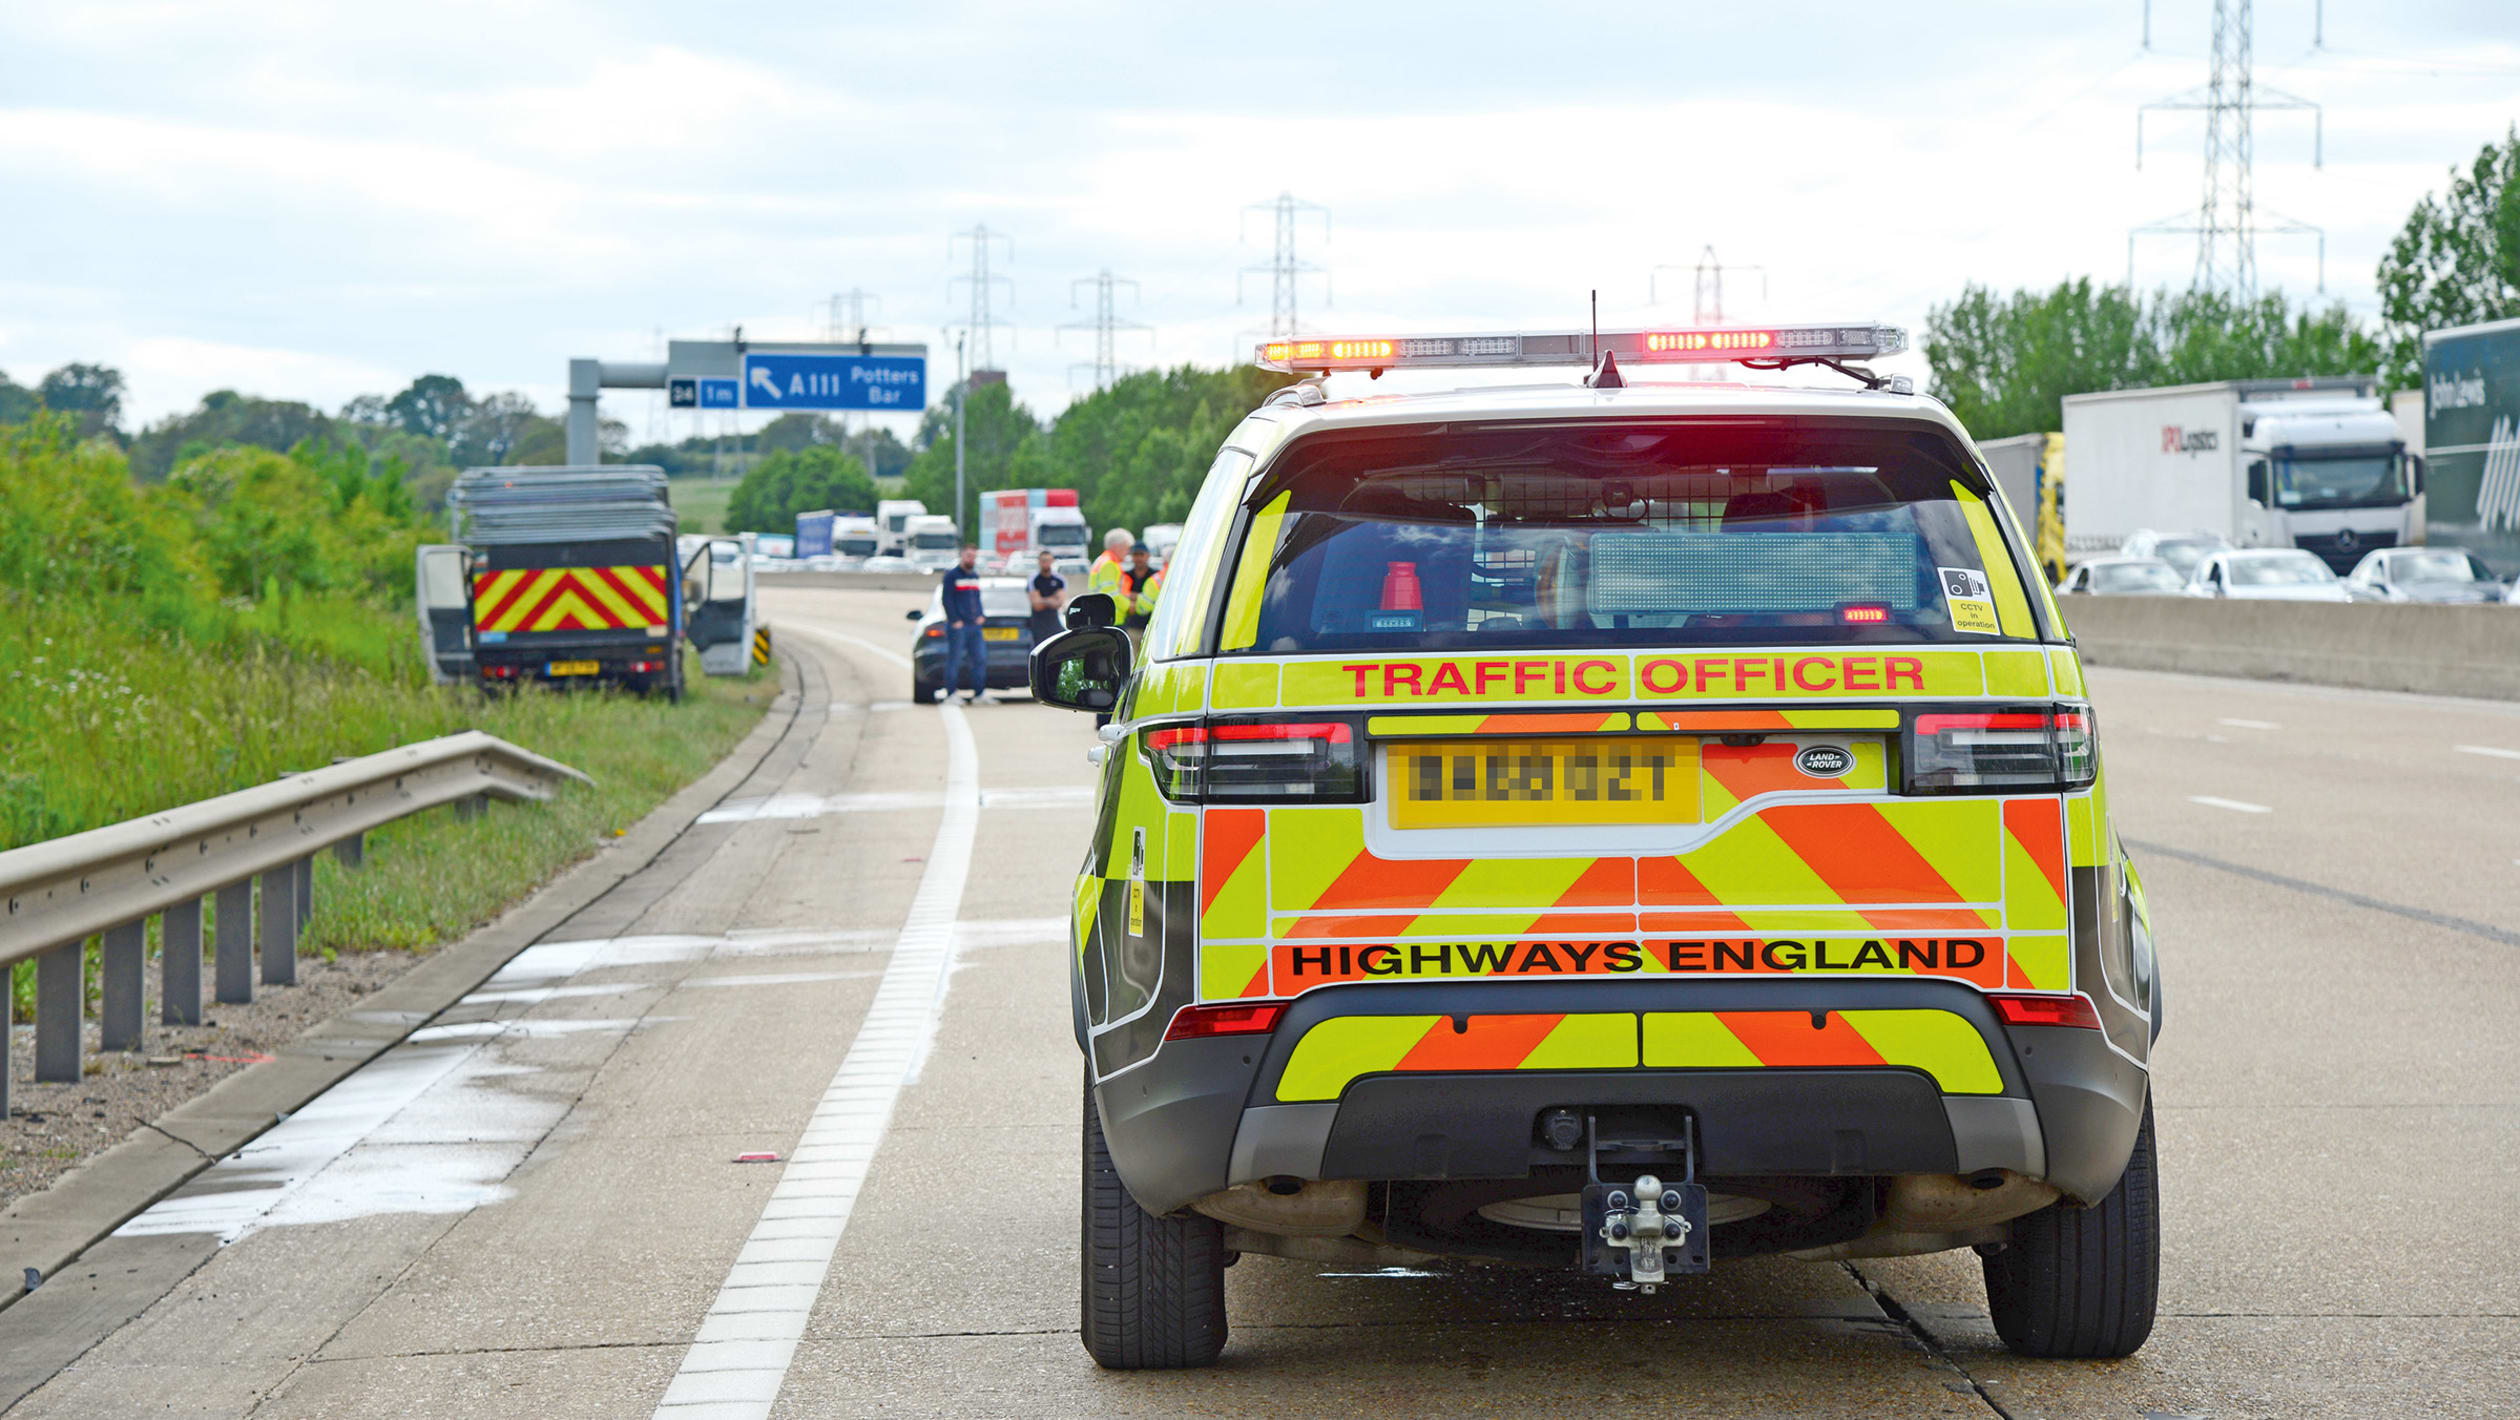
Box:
[1575,1112,1711,1292]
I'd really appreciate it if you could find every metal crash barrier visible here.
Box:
[1,732,589,1110]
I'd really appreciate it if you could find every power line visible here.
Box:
[948,226,1014,370]
[820,289,882,344]
[2131,0,2327,298]
[1060,270,1151,390]
[1651,247,1768,325]
[1239,192,1330,338]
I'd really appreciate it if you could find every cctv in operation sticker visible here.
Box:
[1938,566,2000,636]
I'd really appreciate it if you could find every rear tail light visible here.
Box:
[483,665,519,680]
[1906,706,2097,792]
[1164,1001,1287,1040]
[1990,992,2103,1029]
[1144,720,1364,802]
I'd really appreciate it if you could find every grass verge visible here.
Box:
[5,591,774,1020]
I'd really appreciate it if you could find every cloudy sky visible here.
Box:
[2,1,2514,438]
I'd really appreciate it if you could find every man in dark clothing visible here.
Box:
[1121,542,1160,633]
[939,544,988,704]
[1027,549,1068,644]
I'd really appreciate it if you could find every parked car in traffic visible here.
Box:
[2121,529,2230,583]
[2057,557,2186,596]
[906,576,1037,701]
[2186,547,2352,601]
[2342,548,2510,604]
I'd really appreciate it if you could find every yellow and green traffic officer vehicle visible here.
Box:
[1031,323,2161,1370]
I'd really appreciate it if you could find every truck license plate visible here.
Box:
[1387,737,1702,829]
[546,660,600,677]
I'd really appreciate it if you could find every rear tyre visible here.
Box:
[1982,1099,2160,1358]
[1080,1066,1227,1369]
[912,673,942,704]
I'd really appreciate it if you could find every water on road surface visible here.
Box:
[3,589,2514,1418]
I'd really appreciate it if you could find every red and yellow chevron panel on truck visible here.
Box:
[471,564,672,635]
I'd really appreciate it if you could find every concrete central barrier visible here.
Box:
[2061,596,2520,700]
[759,570,942,594]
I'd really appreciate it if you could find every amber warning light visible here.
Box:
[1255,323,1905,372]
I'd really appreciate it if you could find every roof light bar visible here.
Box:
[1254,324,1906,373]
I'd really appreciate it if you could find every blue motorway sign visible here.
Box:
[667,377,741,409]
[741,353,926,411]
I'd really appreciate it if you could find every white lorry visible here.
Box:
[875,499,928,557]
[2059,377,2423,573]
[901,513,961,572]
[832,515,882,568]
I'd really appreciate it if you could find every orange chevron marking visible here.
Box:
[1552,857,1636,907]
[1658,710,1795,731]
[1702,741,1836,800]
[2004,799,2067,903]
[1638,856,1727,907]
[1470,712,1622,735]
[1312,849,1469,911]
[1717,1010,1887,1068]
[1200,808,1266,915]
[1396,1014,1563,1071]
[1762,802,1964,904]
[1858,908,1995,932]
[1281,914,1422,940]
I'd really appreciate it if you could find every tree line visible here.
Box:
[1926,127,2518,441]
[10,128,2512,545]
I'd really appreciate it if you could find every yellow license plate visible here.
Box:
[1387,737,1702,829]
[983,627,1021,641]
[546,660,600,676]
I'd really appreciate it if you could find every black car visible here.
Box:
[908,576,1039,701]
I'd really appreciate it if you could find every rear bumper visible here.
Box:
[1092,979,2144,1215]
[913,640,1034,688]
[475,642,673,684]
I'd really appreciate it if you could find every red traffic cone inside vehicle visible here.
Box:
[1372,560,1424,631]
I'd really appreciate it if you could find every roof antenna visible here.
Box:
[1585,288,1625,389]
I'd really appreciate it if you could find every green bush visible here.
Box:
[2,410,772,1024]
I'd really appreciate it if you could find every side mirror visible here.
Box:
[1030,626,1133,713]
[904,608,922,621]
[1064,592,1118,631]
[2245,460,2270,508]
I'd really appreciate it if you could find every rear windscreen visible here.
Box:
[1223,420,2033,653]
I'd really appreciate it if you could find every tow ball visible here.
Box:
[1573,1112,1711,1292]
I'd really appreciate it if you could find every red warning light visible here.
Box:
[1839,603,1891,624]
[1645,329,1778,354]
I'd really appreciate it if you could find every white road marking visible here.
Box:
[2217,717,2282,730]
[2188,795,2273,814]
[2453,744,2520,762]
[681,971,881,989]
[980,784,1095,809]
[652,630,979,1419]
[696,784,1087,824]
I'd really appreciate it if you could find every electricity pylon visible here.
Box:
[1239,192,1330,338]
[2131,0,2326,297]
[1060,271,1152,390]
[948,226,1014,370]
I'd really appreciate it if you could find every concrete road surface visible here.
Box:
[2,588,2513,1418]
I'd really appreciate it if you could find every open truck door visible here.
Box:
[684,535,759,677]
[414,544,474,684]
